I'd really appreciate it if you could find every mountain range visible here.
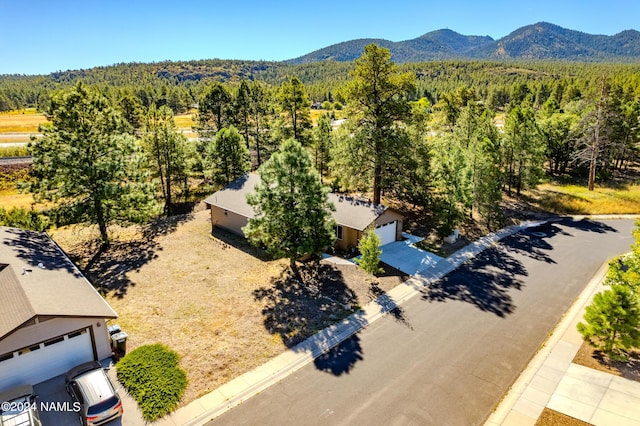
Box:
[287,22,640,63]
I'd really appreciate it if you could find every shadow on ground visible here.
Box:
[211,227,272,261]
[421,218,620,317]
[253,263,365,375]
[369,282,413,330]
[68,214,193,298]
[422,244,527,318]
[2,227,82,277]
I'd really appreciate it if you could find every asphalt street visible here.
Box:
[208,218,635,426]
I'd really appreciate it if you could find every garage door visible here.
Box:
[375,221,397,246]
[0,328,94,391]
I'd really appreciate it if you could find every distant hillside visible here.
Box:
[288,22,640,63]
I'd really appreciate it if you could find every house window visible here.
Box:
[336,225,343,240]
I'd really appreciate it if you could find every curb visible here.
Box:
[484,258,613,425]
[161,219,546,426]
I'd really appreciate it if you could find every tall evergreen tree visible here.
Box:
[244,139,335,276]
[277,76,312,144]
[234,80,252,150]
[431,133,473,236]
[502,103,544,196]
[28,82,156,247]
[250,80,274,168]
[197,83,232,140]
[334,44,416,205]
[142,104,190,215]
[312,113,333,176]
[204,126,250,186]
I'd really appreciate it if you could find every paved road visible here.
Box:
[208,218,635,426]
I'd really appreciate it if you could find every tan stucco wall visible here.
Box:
[335,226,362,252]
[0,317,111,361]
[211,206,249,236]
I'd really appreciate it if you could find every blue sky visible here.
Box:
[1,0,639,75]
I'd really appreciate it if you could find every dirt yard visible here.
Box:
[51,209,407,404]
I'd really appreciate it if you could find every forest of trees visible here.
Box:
[4,46,640,239]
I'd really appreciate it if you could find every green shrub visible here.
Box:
[0,146,29,158]
[116,344,187,422]
[0,207,49,231]
[355,227,384,276]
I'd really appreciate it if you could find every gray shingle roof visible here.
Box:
[203,174,393,231]
[0,227,117,339]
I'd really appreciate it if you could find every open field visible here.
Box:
[0,110,47,133]
[525,183,640,215]
[0,190,36,209]
[174,113,195,129]
[51,210,407,405]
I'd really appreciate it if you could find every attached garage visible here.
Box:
[375,221,398,246]
[0,328,94,390]
[0,227,117,392]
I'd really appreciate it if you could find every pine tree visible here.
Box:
[334,44,415,205]
[577,285,640,361]
[243,139,335,276]
[28,82,157,247]
[204,126,250,186]
[355,227,384,276]
[142,104,190,215]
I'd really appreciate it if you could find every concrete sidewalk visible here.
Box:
[154,220,542,426]
[486,259,640,426]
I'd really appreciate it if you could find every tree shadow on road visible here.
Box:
[369,282,413,330]
[253,263,365,375]
[422,246,527,317]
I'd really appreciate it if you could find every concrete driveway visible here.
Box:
[379,233,443,275]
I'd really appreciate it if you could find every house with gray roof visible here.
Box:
[0,226,117,392]
[203,174,404,251]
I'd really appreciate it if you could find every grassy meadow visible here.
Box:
[527,182,640,215]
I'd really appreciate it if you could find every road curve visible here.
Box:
[208,218,635,426]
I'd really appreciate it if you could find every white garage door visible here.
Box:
[0,328,94,391]
[375,221,397,246]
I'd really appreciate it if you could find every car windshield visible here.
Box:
[87,395,119,416]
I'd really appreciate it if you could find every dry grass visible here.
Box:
[525,183,640,215]
[51,210,407,405]
[0,190,38,209]
[174,113,195,130]
[535,408,591,426]
[0,112,47,133]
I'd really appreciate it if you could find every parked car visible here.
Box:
[0,384,42,426]
[65,362,123,426]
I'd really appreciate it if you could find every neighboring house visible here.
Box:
[0,226,117,392]
[203,174,404,251]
